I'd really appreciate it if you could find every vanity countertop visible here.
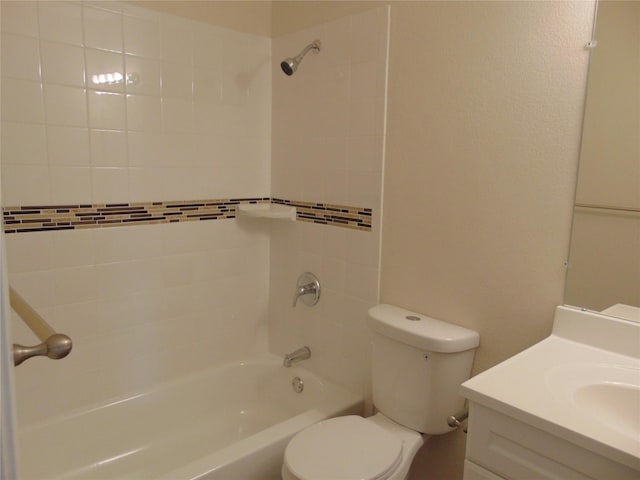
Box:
[461,306,640,472]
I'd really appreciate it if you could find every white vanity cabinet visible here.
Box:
[463,403,639,480]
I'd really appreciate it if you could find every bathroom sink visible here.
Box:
[461,306,640,473]
[574,382,640,439]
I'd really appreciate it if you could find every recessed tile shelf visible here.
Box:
[237,203,296,221]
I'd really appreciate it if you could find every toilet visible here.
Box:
[282,304,480,480]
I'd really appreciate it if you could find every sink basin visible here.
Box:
[574,383,640,439]
[546,362,640,439]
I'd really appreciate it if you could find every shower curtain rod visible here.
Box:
[9,287,72,366]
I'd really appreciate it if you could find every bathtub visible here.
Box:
[17,355,362,480]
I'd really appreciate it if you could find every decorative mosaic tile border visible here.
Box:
[3,198,372,233]
[272,198,372,231]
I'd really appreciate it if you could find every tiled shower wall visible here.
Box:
[1,1,272,425]
[1,1,271,205]
[2,1,389,426]
[269,7,388,397]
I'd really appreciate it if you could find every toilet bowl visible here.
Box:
[281,304,479,480]
[282,414,424,480]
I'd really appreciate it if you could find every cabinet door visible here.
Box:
[466,403,639,480]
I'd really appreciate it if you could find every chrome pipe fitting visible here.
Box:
[13,333,72,366]
[283,346,311,367]
[447,409,469,433]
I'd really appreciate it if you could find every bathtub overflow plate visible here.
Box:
[292,376,304,393]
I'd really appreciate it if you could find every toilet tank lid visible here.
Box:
[367,304,479,353]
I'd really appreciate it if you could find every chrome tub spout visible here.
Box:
[283,346,311,367]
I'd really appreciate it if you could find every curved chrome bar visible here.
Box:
[10,287,73,366]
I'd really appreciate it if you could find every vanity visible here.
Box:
[460,306,640,480]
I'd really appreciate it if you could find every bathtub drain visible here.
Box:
[292,377,304,393]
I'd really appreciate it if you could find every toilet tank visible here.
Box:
[367,304,479,435]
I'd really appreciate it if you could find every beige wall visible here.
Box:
[382,0,593,374]
[381,3,593,478]
[129,1,272,37]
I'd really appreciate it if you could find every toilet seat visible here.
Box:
[283,415,403,480]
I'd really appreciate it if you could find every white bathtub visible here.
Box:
[18,355,362,480]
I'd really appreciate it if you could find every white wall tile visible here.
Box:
[1,1,39,37]
[49,165,92,203]
[350,61,378,99]
[126,94,162,132]
[161,17,193,65]
[38,1,83,46]
[350,7,383,64]
[83,4,123,52]
[348,136,383,174]
[85,48,124,92]
[1,164,51,205]
[123,14,161,59]
[162,63,193,98]
[158,132,195,167]
[193,26,223,68]
[1,33,41,81]
[5,230,59,273]
[50,265,98,306]
[90,129,128,167]
[128,166,165,202]
[40,41,85,87]
[347,98,375,136]
[93,224,163,265]
[193,66,222,103]
[161,97,193,133]
[127,130,163,166]
[323,169,349,206]
[1,122,47,166]
[43,84,88,127]
[347,171,381,208]
[125,55,161,95]
[47,126,90,166]
[1,78,44,123]
[88,90,126,129]
[319,15,352,68]
[91,166,129,203]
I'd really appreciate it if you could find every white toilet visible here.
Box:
[282,304,480,480]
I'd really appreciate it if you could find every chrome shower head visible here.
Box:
[280,40,321,76]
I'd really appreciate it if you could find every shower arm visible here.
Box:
[295,41,321,62]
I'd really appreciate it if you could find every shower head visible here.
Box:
[280,40,321,76]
